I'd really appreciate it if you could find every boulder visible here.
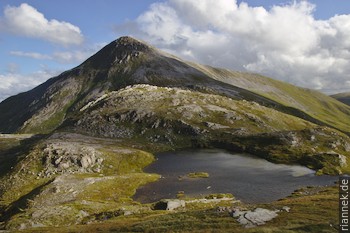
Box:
[244,208,278,226]
[204,122,229,130]
[154,199,185,211]
[231,207,278,228]
[338,154,347,167]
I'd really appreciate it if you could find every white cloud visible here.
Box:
[10,51,52,60]
[52,43,106,63]
[119,0,350,94]
[9,42,106,64]
[1,41,107,101]
[52,51,85,64]
[9,50,90,64]
[2,3,83,46]
[0,69,59,102]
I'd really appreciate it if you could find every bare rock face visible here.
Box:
[113,36,151,64]
[231,208,279,228]
[40,143,103,177]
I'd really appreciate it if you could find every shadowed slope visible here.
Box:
[331,92,350,106]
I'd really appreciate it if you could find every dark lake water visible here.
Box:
[134,149,338,203]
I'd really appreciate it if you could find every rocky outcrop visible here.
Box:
[154,199,186,211]
[70,85,350,175]
[39,142,103,177]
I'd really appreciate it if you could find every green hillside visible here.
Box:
[331,92,350,106]
[187,63,350,133]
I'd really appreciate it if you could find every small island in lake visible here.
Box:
[187,172,210,178]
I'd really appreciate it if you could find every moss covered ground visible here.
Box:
[16,185,339,233]
[0,132,342,232]
[187,172,210,178]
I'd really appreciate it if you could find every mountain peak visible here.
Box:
[114,36,152,53]
[83,36,153,69]
[115,36,147,46]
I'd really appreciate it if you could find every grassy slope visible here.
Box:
[0,124,344,231]
[0,134,159,230]
[187,63,350,134]
[74,85,350,174]
[331,92,350,99]
[19,185,339,233]
[331,92,350,106]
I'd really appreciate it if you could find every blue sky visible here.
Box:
[0,0,350,101]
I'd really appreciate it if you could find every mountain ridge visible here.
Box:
[331,92,350,106]
[1,36,350,135]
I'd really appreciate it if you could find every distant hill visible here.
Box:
[331,92,350,106]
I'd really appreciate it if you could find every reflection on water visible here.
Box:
[134,149,337,203]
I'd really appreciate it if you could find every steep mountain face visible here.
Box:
[1,36,350,134]
[331,92,350,106]
[0,37,266,134]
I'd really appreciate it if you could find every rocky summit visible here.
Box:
[0,36,349,232]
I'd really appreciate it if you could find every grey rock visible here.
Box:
[338,154,347,167]
[204,122,230,130]
[42,143,103,176]
[320,151,347,167]
[54,156,63,165]
[123,211,133,216]
[344,142,350,152]
[80,156,91,168]
[58,162,70,170]
[245,208,278,225]
[217,206,233,213]
[31,222,46,228]
[310,135,316,142]
[232,208,278,228]
[154,199,185,211]
[166,199,185,211]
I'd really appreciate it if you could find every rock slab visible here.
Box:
[232,207,279,228]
